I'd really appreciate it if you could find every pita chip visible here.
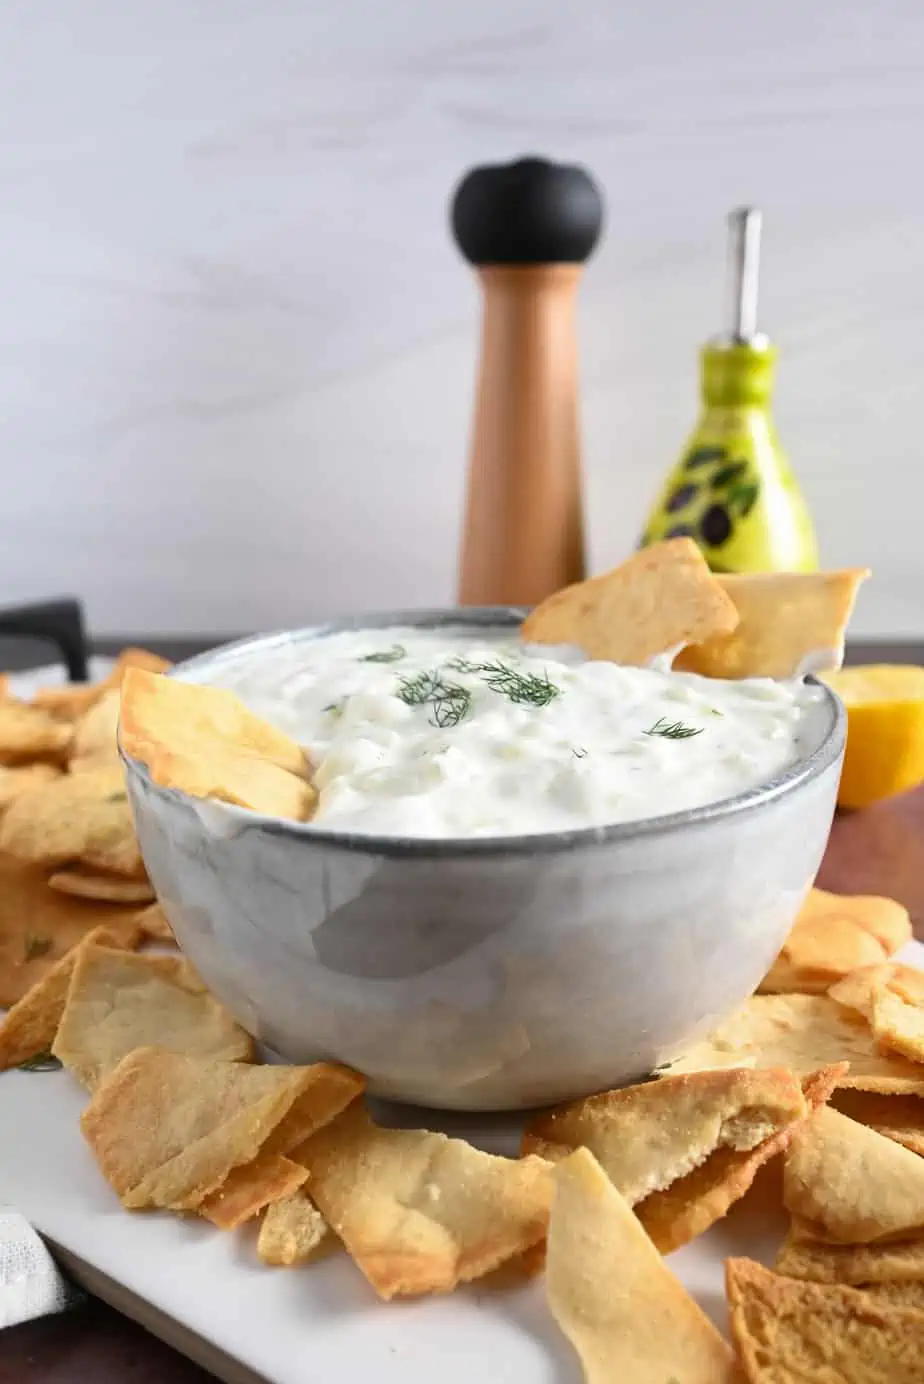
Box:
[829,964,924,1064]
[0,853,142,1006]
[81,1048,363,1211]
[674,567,869,679]
[0,766,142,876]
[119,670,316,822]
[523,1066,807,1204]
[784,1106,924,1243]
[47,868,154,904]
[0,700,72,765]
[257,1190,331,1266]
[199,1152,308,1231]
[0,763,62,814]
[545,1148,738,1384]
[292,1102,552,1299]
[33,648,171,721]
[830,1088,924,1158]
[760,889,911,995]
[727,1257,924,1383]
[637,1064,843,1254]
[667,993,924,1095]
[776,1222,924,1286]
[520,537,739,666]
[52,945,253,1089]
[0,925,129,1070]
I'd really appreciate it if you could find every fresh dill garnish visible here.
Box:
[16,1049,62,1073]
[323,700,346,718]
[395,670,472,728]
[644,717,703,740]
[444,657,561,708]
[429,683,472,728]
[476,660,561,707]
[360,644,406,664]
[396,670,444,706]
[23,935,51,962]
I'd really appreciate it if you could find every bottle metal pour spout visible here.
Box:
[640,206,819,574]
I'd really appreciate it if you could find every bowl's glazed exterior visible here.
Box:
[123,610,846,1112]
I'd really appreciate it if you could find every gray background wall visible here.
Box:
[1,0,919,636]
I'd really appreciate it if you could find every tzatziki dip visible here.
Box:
[199,626,826,839]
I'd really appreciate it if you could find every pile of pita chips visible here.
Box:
[119,670,316,822]
[546,1147,739,1383]
[81,1047,363,1212]
[760,888,912,995]
[674,567,870,679]
[292,1101,553,1299]
[0,650,171,991]
[521,537,740,666]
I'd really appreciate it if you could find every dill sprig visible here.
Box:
[16,1049,62,1073]
[360,644,406,664]
[395,670,472,728]
[644,716,703,741]
[444,657,561,708]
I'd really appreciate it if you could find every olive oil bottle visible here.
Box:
[641,209,818,573]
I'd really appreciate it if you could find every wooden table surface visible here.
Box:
[2,636,923,1381]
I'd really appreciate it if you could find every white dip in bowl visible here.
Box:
[198,626,827,839]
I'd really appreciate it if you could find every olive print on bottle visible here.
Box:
[638,444,762,567]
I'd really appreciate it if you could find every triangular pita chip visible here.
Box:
[0,767,142,876]
[291,1102,552,1299]
[199,1152,307,1230]
[0,853,142,1006]
[830,1088,924,1158]
[81,1047,363,1210]
[760,889,910,995]
[727,1256,924,1383]
[637,1064,843,1253]
[674,568,869,679]
[119,670,316,821]
[545,1148,738,1384]
[52,945,253,1089]
[668,993,924,1094]
[776,1222,924,1285]
[784,1106,924,1243]
[0,926,130,1070]
[520,537,738,666]
[522,1066,807,1204]
[257,1190,331,1266]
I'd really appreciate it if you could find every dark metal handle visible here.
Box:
[0,598,90,681]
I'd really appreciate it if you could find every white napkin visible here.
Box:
[0,1207,83,1328]
[0,662,112,1328]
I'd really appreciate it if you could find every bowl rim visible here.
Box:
[121,606,847,859]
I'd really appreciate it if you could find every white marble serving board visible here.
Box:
[1,948,919,1383]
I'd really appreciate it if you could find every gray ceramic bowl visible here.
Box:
[122,608,846,1112]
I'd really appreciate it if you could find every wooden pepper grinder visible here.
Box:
[451,156,604,606]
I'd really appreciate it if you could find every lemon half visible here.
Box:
[820,665,924,810]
